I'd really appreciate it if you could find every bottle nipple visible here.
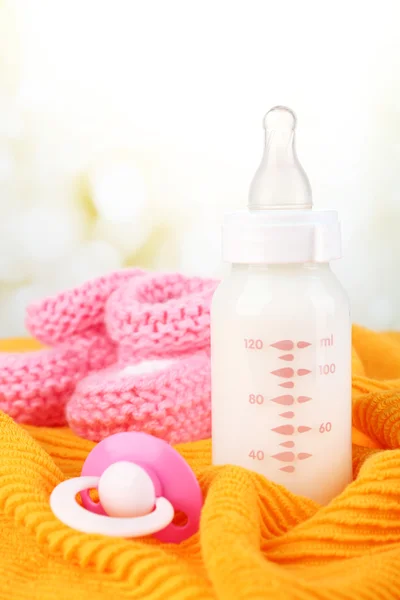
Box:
[248,106,312,210]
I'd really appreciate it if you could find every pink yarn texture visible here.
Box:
[0,269,217,444]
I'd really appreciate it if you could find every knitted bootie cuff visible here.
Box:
[106,272,218,357]
[26,269,144,345]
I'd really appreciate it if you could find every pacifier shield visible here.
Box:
[81,431,203,542]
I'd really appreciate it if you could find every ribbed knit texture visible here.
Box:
[0,270,216,443]
[0,269,143,427]
[67,272,216,443]
[1,327,400,599]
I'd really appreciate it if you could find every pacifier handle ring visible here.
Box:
[50,476,175,537]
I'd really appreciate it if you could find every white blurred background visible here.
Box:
[0,0,399,336]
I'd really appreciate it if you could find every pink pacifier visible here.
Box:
[50,432,203,543]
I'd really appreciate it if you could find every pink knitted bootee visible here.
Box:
[0,270,217,443]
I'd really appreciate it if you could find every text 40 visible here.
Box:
[249,450,264,460]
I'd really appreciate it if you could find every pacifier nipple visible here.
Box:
[98,461,156,518]
[248,106,312,210]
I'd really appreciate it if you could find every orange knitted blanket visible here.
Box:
[0,325,400,599]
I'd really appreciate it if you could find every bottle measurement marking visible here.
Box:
[280,411,295,419]
[280,466,295,473]
[272,368,294,378]
[272,425,313,436]
[271,340,294,351]
[272,425,294,435]
[271,339,312,351]
[244,338,263,350]
[271,424,330,435]
[269,340,312,479]
[248,394,317,407]
[272,452,313,463]
[320,334,334,347]
[319,364,336,375]
[248,394,264,404]
[245,395,312,406]
[249,450,264,460]
[271,367,312,379]
[279,354,294,361]
[247,451,312,465]
[319,422,332,433]
[271,395,294,405]
[245,336,329,476]
[298,426,311,433]
[280,382,295,389]
[273,452,295,462]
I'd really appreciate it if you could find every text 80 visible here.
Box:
[249,394,264,405]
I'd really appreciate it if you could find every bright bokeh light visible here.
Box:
[0,0,399,333]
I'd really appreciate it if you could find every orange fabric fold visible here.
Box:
[0,328,400,599]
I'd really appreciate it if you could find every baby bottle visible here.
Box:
[211,106,352,504]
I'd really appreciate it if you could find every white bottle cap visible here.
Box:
[222,107,341,264]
